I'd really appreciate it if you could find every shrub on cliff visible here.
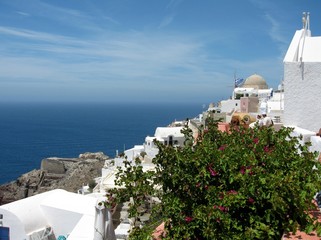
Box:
[111,118,321,239]
[88,179,97,192]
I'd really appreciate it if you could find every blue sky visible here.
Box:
[0,0,320,104]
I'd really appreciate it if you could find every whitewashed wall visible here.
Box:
[284,62,321,132]
[267,91,284,112]
[220,99,240,113]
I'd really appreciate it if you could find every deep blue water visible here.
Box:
[0,102,203,184]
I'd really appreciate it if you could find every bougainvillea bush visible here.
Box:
[112,119,321,239]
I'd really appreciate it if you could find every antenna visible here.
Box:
[302,12,310,30]
[300,12,310,65]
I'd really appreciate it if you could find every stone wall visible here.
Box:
[41,158,67,174]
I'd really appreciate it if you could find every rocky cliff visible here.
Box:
[0,152,108,205]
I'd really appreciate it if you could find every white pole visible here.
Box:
[106,208,116,240]
[94,203,106,240]
[94,199,116,240]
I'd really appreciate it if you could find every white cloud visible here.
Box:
[167,0,185,9]
[0,23,283,96]
[264,14,292,61]
[0,26,212,85]
[247,0,291,63]
[0,26,87,46]
[102,16,120,25]
[0,0,287,103]
[16,11,30,17]
[159,15,175,28]
[159,0,185,29]
[4,0,114,34]
[265,14,288,45]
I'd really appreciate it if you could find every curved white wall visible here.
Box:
[0,190,53,238]
[0,209,26,240]
[0,189,98,239]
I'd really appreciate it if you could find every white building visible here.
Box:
[143,126,185,159]
[283,12,321,133]
[210,74,278,123]
[266,88,284,114]
[92,124,187,195]
[124,145,145,162]
[0,189,115,240]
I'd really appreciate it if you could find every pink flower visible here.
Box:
[228,190,238,195]
[246,166,254,175]
[213,205,228,212]
[208,165,219,176]
[214,205,228,212]
[185,216,193,223]
[218,206,226,212]
[240,166,254,175]
[219,144,227,151]
[248,197,255,204]
[253,138,259,144]
[263,146,270,153]
[195,182,201,188]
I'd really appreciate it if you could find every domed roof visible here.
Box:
[242,74,268,89]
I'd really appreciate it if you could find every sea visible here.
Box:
[0,102,205,185]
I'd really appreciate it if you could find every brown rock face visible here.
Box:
[0,152,108,205]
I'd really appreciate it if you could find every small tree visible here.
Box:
[140,151,147,159]
[88,179,97,192]
[112,119,321,239]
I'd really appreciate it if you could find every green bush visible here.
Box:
[112,118,321,239]
[88,179,97,191]
[141,151,147,158]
